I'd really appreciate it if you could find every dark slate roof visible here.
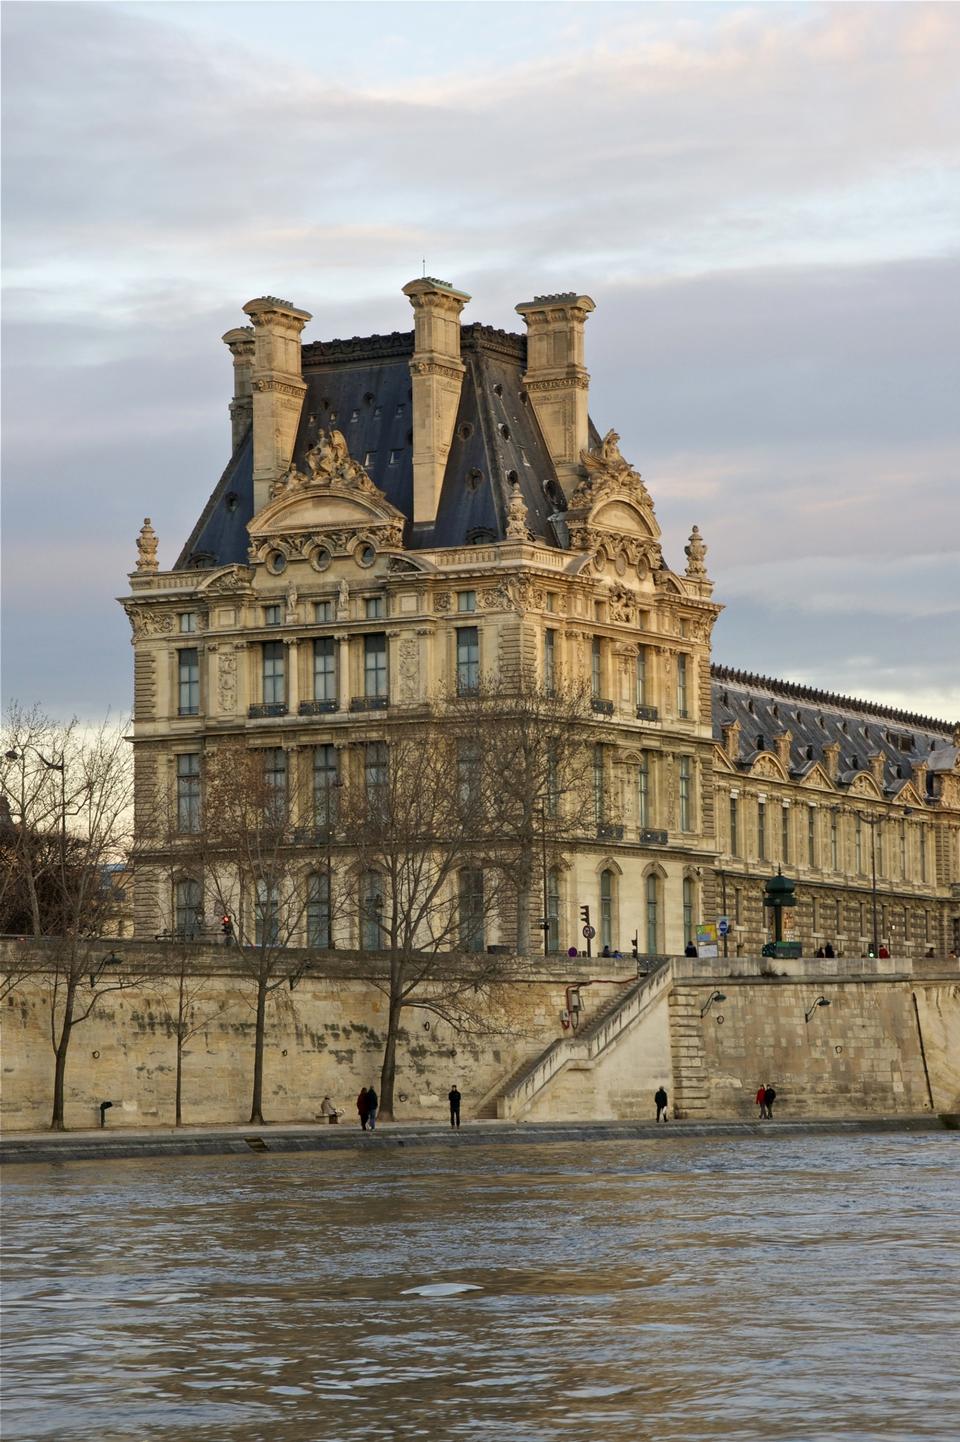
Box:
[177,324,567,567]
[175,429,253,570]
[711,665,957,798]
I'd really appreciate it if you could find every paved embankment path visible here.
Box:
[2,1114,953,1167]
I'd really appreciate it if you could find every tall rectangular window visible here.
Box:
[176,753,201,833]
[591,638,602,697]
[457,591,476,613]
[456,626,479,694]
[546,744,559,819]
[178,648,200,716]
[682,876,695,948]
[544,629,556,695]
[876,823,884,876]
[920,826,927,882]
[636,648,647,707]
[364,634,388,699]
[638,753,649,827]
[306,872,331,948]
[364,596,384,620]
[645,873,659,955]
[676,654,689,718]
[546,869,561,954]
[264,605,282,627]
[757,799,766,860]
[313,637,336,703]
[855,814,863,873]
[255,879,280,946]
[831,811,839,871]
[899,820,907,878]
[729,795,739,856]
[679,757,692,833]
[314,745,338,826]
[600,870,614,950]
[458,869,485,953]
[359,871,383,950]
[263,748,287,819]
[179,612,196,634]
[175,877,202,937]
[314,600,333,623]
[593,744,604,825]
[365,741,388,803]
[781,807,790,863]
[262,642,285,705]
[808,808,817,867]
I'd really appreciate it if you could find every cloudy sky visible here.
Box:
[2,0,958,722]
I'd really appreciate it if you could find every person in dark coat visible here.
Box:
[824,942,835,958]
[763,1084,777,1119]
[357,1087,369,1130]
[654,1086,668,1123]
[684,942,697,957]
[366,1086,379,1130]
[449,1086,462,1128]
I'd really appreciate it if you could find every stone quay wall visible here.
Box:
[2,941,957,1130]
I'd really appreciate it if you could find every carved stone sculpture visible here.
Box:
[505,479,530,540]
[136,518,158,573]
[685,525,708,579]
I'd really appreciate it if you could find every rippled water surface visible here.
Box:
[2,1134,958,1441]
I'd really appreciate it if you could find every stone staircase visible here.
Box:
[485,961,674,1120]
[669,988,709,1119]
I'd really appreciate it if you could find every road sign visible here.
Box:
[718,917,730,937]
[582,924,596,940]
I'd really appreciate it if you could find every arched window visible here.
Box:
[306,871,331,948]
[546,868,561,954]
[255,878,279,946]
[645,873,659,955]
[359,872,383,951]
[458,868,485,953]
[174,878,202,938]
[682,876,695,948]
[600,869,614,950]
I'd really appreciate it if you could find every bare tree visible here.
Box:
[1,706,143,1128]
[340,717,513,1120]
[445,673,604,954]
[143,941,240,1126]
[177,740,344,1125]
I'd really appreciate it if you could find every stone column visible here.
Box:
[222,326,255,452]
[242,296,312,514]
[336,634,350,710]
[286,640,299,714]
[402,277,470,531]
[515,293,595,498]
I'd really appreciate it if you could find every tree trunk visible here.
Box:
[249,971,268,1125]
[50,977,76,1131]
[379,988,404,1122]
[175,1035,183,1127]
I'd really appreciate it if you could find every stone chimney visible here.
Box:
[775,730,793,769]
[823,741,840,782]
[515,293,595,497]
[402,277,471,529]
[721,719,741,761]
[222,326,255,452]
[242,296,312,513]
[868,752,886,787]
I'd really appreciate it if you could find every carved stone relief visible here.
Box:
[398,636,420,702]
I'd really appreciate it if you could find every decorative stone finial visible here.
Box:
[684,525,708,579]
[136,518,158,573]
[505,479,529,540]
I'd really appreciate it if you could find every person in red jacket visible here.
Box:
[755,1084,767,1119]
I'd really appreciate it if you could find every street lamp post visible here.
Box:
[4,746,67,934]
[539,804,550,958]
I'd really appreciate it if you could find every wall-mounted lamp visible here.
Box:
[90,951,122,988]
[805,996,831,1023]
[700,990,726,1018]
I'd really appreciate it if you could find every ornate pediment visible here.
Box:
[565,430,663,574]
[751,753,789,782]
[848,772,883,800]
[250,427,405,554]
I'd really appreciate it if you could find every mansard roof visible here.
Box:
[711,664,957,798]
[176,323,571,568]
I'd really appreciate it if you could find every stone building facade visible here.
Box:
[120,280,960,959]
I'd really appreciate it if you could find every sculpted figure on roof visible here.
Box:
[571,429,651,511]
[269,427,380,500]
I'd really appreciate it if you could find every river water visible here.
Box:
[2,1134,958,1441]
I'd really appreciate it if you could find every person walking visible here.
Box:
[755,1084,767,1119]
[366,1085,379,1131]
[357,1087,369,1131]
[654,1086,668,1123]
[763,1083,777,1119]
[448,1086,462,1128]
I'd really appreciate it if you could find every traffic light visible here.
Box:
[579,905,590,926]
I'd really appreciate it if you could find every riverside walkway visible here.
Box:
[1,1113,951,1167]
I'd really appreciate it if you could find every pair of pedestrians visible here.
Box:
[755,1083,777,1119]
[356,1086,379,1130]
